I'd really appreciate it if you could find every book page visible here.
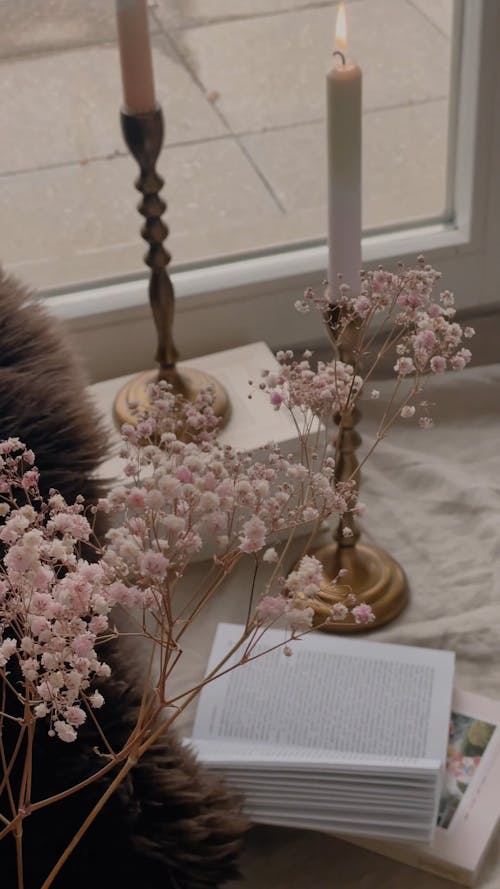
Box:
[193,623,454,764]
[191,738,440,772]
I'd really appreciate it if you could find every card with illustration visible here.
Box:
[438,712,496,830]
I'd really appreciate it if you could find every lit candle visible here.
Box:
[116,0,156,113]
[327,1,362,300]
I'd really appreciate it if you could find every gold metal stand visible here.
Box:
[113,368,229,429]
[312,543,407,632]
[311,310,408,632]
[113,107,230,429]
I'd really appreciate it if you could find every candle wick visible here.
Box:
[333,49,346,65]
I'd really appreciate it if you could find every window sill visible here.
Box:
[44,218,493,383]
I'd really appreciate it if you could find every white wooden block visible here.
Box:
[88,341,302,484]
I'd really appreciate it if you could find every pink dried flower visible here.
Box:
[238,516,267,553]
[71,635,95,658]
[419,416,435,429]
[285,606,315,632]
[351,603,375,625]
[287,555,323,598]
[430,355,446,374]
[54,721,78,743]
[270,391,284,409]
[65,706,86,727]
[400,405,416,419]
[294,299,310,314]
[394,357,415,377]
[257,595,287,620]
[0,637,17,667]
[302,507,319,522]
[330,602,348,621]
[89,691,105,709]
[262,354,362,419]
[353,295,371,316]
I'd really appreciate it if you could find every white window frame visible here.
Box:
[45,0,500,383]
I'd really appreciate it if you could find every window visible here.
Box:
[1,2,498,380]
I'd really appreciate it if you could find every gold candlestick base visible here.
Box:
[113,368,230,430]
[311,541,408,633]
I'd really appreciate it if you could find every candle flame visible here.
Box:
[335,1,348,54]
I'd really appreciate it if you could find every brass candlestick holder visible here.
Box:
[113,107,229,429]
[311,312,408,632]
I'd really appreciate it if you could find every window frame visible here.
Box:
[45,0,500,383]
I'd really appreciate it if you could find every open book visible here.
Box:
[344,688,500,885]
[188,622,455,843]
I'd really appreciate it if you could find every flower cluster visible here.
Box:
[97,384,352,602]
[294,257,474,429]
[259,350,362,421]
[0,439,115,741]
[0,386,357,742]
[122,381,221,448]
[256,554,375,633]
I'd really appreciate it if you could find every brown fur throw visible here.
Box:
[0,269,245,887]
[0,269,108,506]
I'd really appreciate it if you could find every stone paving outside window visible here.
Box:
[0,0,454,292]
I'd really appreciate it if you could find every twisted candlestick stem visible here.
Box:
[326,312,362,554]
[335,402,362,548]
[121,107,179,379]
[310,306,407,632]
[113,105,230,429]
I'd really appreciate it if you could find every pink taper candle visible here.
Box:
[327,1,362,301]
[116,0,156,113]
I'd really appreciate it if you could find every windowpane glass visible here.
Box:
[0,0,456,292]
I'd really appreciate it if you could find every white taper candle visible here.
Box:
[327,2,362,301]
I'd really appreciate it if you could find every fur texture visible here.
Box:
[0,269,245,887]
[0,269,108,506]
